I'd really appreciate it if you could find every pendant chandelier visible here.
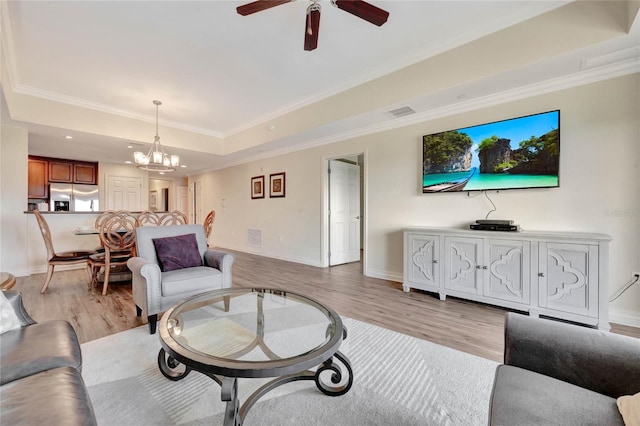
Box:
[133,100,179,172]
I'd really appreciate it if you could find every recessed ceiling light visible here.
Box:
[180,165,187,168]
[159,172,165,175]
[268,125,276,131]
[127,145,133,149]
[125,160,132,164]
[65,135,73,139]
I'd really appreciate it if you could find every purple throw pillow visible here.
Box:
[152,233,202,272]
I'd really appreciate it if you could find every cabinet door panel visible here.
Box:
[445,237,481,294]
[539,243,597,317]
[485,239,530,304]
[74,163,97,184]
[49,161,73,182]
[406,234,439,288]
[28,159,48,198]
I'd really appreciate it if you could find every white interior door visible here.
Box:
[329,160,361,266]
[177,186,188,217]
[106,175,142,211]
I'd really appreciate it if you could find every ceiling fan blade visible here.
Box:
[236,0,292,16]
[304,4,321,51]
[333,0,389,26]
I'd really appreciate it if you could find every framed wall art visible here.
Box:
[269,172,286,198]
[251,175,265,199]
[149,190,158,209]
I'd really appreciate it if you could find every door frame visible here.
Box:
[321,150,367,270]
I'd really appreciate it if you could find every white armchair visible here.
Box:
[127,224,235,334]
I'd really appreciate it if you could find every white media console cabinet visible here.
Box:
[403,226,612,330]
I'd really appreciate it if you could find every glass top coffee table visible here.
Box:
[158,287,352,425]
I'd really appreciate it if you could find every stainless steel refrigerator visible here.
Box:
[49,183,99,212]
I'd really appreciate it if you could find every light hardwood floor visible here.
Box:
[14,250,640,363]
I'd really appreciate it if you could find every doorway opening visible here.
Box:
[324,153,365,269]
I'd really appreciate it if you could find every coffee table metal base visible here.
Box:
[158,349,353,426]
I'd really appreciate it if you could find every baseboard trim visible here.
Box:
[7,267,31,278]
[29,263,87,276]
[215,245,324,268]
[365,268,402,284]
[609,309,640,328]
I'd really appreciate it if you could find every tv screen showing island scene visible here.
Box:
[422,110,559,193]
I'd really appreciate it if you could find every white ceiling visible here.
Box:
[2,1,639,177]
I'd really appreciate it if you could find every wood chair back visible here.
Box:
[89,211,139,295]
[94,210,116,230]
[33,209,56,259]
[158,210,187,226]
[136,210,161,226]
[204,210,215,246]
[99,211,138,254]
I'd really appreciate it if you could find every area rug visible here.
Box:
[81,318,498,425]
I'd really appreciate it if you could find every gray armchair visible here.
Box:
[489,312,640,425]
[127,224,235,334]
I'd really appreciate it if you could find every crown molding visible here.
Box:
[11,85,224,138]
[327,58,640,146]
[1,1,20,91]
[213,57,639,172]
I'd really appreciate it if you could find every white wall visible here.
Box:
[0,125,29,276]
[1,74,638,326]
[194,74,640,326]
[190,157,324,264]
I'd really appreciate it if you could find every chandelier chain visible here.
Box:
[133,100,179,173]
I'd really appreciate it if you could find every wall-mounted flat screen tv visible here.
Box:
[422,110,560,193]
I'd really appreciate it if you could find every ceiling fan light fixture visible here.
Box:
[237,0,388,51]
[133,100,179,172]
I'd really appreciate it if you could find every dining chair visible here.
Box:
[136,210,161,226]
[33,209,96,294]
[204,210,215,246]
[158,210,187,226]
[88,211,138,295]
[93,210,116,253]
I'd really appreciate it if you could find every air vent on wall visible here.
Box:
[247,228,263,248]
[386,106,416,118]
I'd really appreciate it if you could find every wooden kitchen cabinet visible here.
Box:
[28,157,48,199]
[34,156,98,185]
[74,162,97,184]
[48,160,74,183]
[28,156,98,204]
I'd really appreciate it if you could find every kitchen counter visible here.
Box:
[24,211,104,214]
[24,211,154,214]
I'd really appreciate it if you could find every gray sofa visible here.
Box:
[489,312,640,425]
[127,224,235,334]
[0,292,97,425]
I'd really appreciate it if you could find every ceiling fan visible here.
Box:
[236,0,389,51]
